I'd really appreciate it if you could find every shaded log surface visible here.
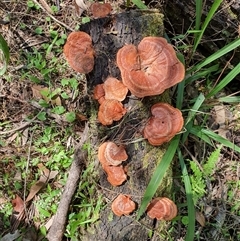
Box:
[79,10,173,241]
[162,0,240,82]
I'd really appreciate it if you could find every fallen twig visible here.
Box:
[47,123,89,241]
[32,0,74,31]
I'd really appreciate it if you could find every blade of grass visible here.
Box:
[189,126,213,146]
[176,79,186,110]
[207,62,240,97]
[218,96,240,103]
[182,93,205,143]
[185,64,219,85]
[193,0,222,53]
[194,0,203,44]
[185,93,205,126]
[178,148,195,241]
[136,135,180,220]
[0,33,10,75]
[189,38,240,73]
[202,129,240,153]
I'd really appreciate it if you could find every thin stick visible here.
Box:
[32,0,74,31]
[47,123,89,241]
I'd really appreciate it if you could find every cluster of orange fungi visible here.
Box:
[93,77,128,125]
[98,141,128,186]
[63,19,184,219]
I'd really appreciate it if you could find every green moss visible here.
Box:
[142,12,164,37]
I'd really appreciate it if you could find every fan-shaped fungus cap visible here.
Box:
[116,37,185,97]
[90,2,112,18]
[103,165,127,186]
[63,31,94,74]
[93,84,105,104]
[147,197,177,221]
[111,194,136,216]
[98,99,127,125]
[103,77,128,101]
[98,141,128,166]
[143,103,183,146]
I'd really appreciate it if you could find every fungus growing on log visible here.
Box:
[147,197,177,221]
[143,103,183,146]
[90,2,112,18]
[111,194,136,216]
[116,37,185,97]
[98,141,128,166]
[98,99,127,125]
[93,83,105,104]
[63,31,94,74]
[104,165,127,186]
[103,77,128,101]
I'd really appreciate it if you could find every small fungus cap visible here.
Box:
[103,165,127,186]
[90,2,112,18]
[143,103,183,146]
[63,31,94,74]
[98,99,127,126]
[116,37,185,97]
[111,194,136,216]
[147,197,178,221]
[103,77,128,102]
[98,141,128,166]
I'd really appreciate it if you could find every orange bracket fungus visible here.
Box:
[143,103,184,146]
[104,165,127,186]
[98,141,128,166]
[111,194,136,216]
[63,31,94,74]
[116,37,185,97]
[147,197,177,221]
[98,99,127,126]
[90,2,112,18]
[98,141,128,186]
[103,77,128,102]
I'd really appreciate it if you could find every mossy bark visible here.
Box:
[80,10,174,241]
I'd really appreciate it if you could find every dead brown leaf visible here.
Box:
[25,164,58,202]
[195,211,206,227]
[12,195,24,214]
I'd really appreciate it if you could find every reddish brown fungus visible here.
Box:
[143,103,183,146]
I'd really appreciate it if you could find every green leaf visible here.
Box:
[131,0,148,9]
[185,93,205,126]
[82,17,91,24]
[0,33,10,75]
[137,135,180,220]
[178,149,195,241]
[52,106,66,115]
[202,129,240,154]
[189,126,213,146]
[193,0,222,53]
[189,38,240,72]
[37,112,47,121]
[203,146,221,176]
[65,112,76,123]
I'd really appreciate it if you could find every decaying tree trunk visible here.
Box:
[78,10,174,241]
